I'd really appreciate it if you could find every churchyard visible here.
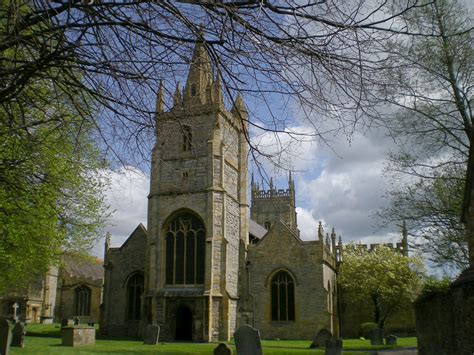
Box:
[4,323,417,355]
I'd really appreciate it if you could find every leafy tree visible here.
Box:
[375,0,473,268]
[0,70,109,292]
[379,165,468,271]
[338,245,423,329]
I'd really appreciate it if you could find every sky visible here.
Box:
[94,111,402,258]
[91,0,473,260]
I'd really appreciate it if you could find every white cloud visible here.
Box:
[92,166,149,257]
[294,128,401,243]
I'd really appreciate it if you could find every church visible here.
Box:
[100,42,340,342]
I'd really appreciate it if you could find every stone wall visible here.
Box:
[246,220,337,339]
[415,276,474,355]
[101,224,146,337]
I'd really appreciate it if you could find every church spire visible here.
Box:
[156,80,164,114]
[183,37,213,106]
[173,82,181,108]
[402,220,408,256]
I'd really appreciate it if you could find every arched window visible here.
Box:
[183,126,192,151]
[271,271,295,321]
[127,273,144,321]
[74,285,91,316]
[165,212,205,285]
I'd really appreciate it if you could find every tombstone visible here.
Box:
[0,319,13,355]
[325,338,343,355]
[143,324,160,345]
[310,328,333,348]
[73,316,80,325]
[10,322,26,348]
[385,334,398,345]
[214,342,233,355]
[61,319,74,328]
[234,325,262,355]
[370,328,384,345]
[11,303,19,321]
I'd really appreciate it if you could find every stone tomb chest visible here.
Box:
[61,326,95,347]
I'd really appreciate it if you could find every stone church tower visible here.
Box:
[145,42,249,342]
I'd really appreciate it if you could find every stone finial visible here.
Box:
[105,232,111,252]
[173,82,181,107]
[232,93,249,128]
[402,220,408,256]
[338,235,342,246]
[156,80,164,114]
[331,228,336,240]
[214,71,224,107]
[318,221,324,241]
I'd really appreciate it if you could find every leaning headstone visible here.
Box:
[73,317,80,325]
[61,319,74,327]
[385,334,398,345]
[310,328,333,348]
[11,322,26,348]
[325,338,343,355]
[143,324,160,345]
[0,319,13,355]
[370,328,384,345]
[234,325,262,355]
[214,342,233,355]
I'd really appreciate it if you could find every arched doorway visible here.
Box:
[175,305,193,341]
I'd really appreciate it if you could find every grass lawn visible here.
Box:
[10,324,417,354]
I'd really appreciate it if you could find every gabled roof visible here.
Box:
[112,223,147,251]
[62,254,104,281]
[249,219,267,240]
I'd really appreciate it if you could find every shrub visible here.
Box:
[360,322,378,338]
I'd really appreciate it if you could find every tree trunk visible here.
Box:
[371,294,383,328]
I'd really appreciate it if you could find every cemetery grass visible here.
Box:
[12,324,417,354]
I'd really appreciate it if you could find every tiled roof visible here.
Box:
[62,255,104,281]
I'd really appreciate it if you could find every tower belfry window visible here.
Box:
[190,83,197,96]
[183,126,192,151]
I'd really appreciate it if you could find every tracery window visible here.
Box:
[165,212,205,285]
[74,285,91,316]
[271,271,295,321]
[127,273,144,320]
[183,126,192,151]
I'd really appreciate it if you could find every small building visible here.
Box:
[0,254,103,324]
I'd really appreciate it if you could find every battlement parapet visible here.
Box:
[252,188,292,199]
[355,242,406,255]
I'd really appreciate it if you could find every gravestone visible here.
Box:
[11,322,26,348]
[370,328,384,345]
[0,319,13,355]
[61,319,74,327]
[385,334,398,345]
[61,326,95,347]
[143,324,160,345]
[310,328,333,348]
[234,325,262,355]
[325,338,343,355]
[11,304,19,321]
[214,342,233,355]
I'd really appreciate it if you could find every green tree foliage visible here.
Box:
[379,165,468,271]
[338,245,423,329]
[376,0,473,269]
[0,1,109,291]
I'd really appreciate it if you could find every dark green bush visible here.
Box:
[360,322,378,338]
